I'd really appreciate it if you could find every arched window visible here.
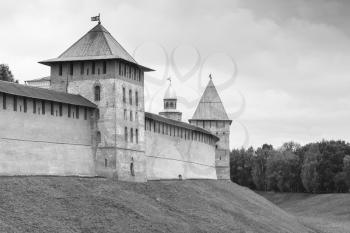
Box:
[94,85,101,101]
[124,127,128,142]
[96,131,101,144]
[130,157,135,176]
[104,158,108,167]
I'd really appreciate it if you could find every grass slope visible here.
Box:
[259,192,350,233]
[0,177,314,233]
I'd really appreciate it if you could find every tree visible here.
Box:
[0,64,15,82]
[251,144,273,191]
[230,147,255,189]
[279,141,301,153]
[343,155,350,192]
[301,145,321,193]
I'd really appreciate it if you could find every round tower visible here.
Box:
[189,74,232,180]
[159,78,182,121]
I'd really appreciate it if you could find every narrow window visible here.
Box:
[135,111,138,121]
[124,63,126,76]
[96,131,101,144]
[50,101,54,115]
[13,96,17,111]
[103,61,107,74]
[96,109,100,119]
[130,111,133,121]
[135,91,138,107]
[87,68,89,75]
[23,97,27,112]
[80,62,84,75]
[123,87,126,103]
[105,159,108,167]
[33,99,36,113]
[94,85,101,101]
[118,62,121,75]
[59,63,63,76]
[84,107,87,120]
[124,127,128,142]
[42,101,45,115]
[92,61,95,74]
[69,63,73,75]
[68,104,71,118]
[128,66,131,78]
[130,160,135,176]
[136,129,139,144]
[59,103,63,116]
[76,106,79,119]
[130,128,133,143]
[129,90,132,105]
[2,93,6,109]
[124,109,127,120]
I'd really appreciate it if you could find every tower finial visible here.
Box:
[167,77,172,84]
[209,73,212,80]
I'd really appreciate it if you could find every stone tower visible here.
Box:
[159,78,182,121]
[40,22,153,182]
[189,76,232,179]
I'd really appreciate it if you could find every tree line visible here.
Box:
[230,140,350,193]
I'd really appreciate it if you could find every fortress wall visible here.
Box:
[145,123,217,180]
[0,94,96,176]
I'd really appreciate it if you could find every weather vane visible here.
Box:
[91,13,101,24]
[209,73,212,80]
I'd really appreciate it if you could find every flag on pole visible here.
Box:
[91,14,100,23]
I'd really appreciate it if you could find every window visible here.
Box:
[103,61,107,74]
[136,129,139,144]
[59,63,63,76]
[124,127,128,142]
[96,109,100,119]
[130,128,133,143]
[96,131,101,144]
[50,101,54,115]
[130,111,133,121]
[80,62,84,75]
[94,85,101,101]
[124,109,127,120]
[68,104,71,118]
[130,158,135,176]
[123,87,126,103]
[124,63,127,76]
[92,61,95,74]
[42,101,45,115]
[23,98,27,113]
[69,63,73,75]
[76,106,79,119]
[129,90,132,105]
[105,159,108,167]
[87,68,89,75]
[13,96,17,111]
[59,103,63,116]
[135,111,138,121]
[118,62,121,75]
[33,99,36,114]
[135,91,138,107]
[2,93,6,109]
[84,107,88,120]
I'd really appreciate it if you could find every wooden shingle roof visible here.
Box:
[39,23,153,71]
[191,79,231,121]
[0,80,96,108]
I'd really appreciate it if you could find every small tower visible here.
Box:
[189,75,232,180]
[159,78,182,121]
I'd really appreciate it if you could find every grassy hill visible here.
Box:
[0,177,316,233]
[259,192,350,233]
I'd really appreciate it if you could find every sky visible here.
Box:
[0,0,350,149]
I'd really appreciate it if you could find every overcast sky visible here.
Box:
[1,0,350,149]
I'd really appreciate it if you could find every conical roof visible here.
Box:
[191,79,230,121]
[39,23,152,71]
